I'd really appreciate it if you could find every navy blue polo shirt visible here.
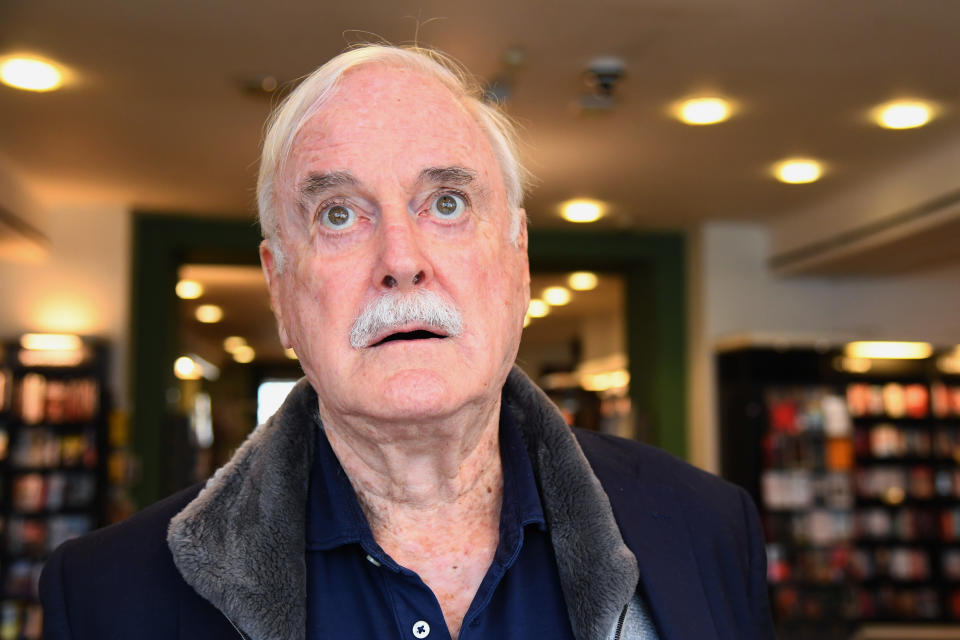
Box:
[305,403,575,640]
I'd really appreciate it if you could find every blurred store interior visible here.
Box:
[2,0,960,637]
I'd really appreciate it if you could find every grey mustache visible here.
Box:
[350,290,464,348]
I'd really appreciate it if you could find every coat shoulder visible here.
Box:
[573,429,756,537]
[53,482,202,570]
[40,483,209,638]
[575,429,742,502]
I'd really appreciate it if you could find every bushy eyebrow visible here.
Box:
[294,167,480,216]
[298,170,357,201]
[418,166,477,187]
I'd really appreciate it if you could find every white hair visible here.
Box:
[349,289,463,349]
[257,45,531,271]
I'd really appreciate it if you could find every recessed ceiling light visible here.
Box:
[773,158,823,184]
[937,353,960,374]
[20,333,82,351]
[528,299,550,318]
[523,314,531,328]
[675,97,732,125]
[543,286,571,306]
[560,199,605,223]
[285,348,298,360]
[233,345,256,363]
[568,271,598,291]
[195,304,223,323]
[873,100,933,130]
[174,356,202,380]
[845,341,932,359]
[223,336,246,353]
[0,55,65,92]
[176,279,204,300]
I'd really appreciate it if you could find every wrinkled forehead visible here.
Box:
[281,65,503,193]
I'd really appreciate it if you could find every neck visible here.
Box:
[320,399,504,640]
[321,399,503,511]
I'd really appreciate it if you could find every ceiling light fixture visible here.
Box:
[676,97,732,125]
[223,336,247,353]
[195,304,223,324]
[845,341,933,360]
[176,279,204,300]
[568,271,599,291]
[20,333,82,351]
[874,100,933,130]
[773,158,823,184]
[560,199,605,223]
[937,353,960,375]
[543,286,572,306]
[528,299,550,318]
[174,356,203,380]
[0,55,65,92]
[285,348,298,360]
[233,345,256,363]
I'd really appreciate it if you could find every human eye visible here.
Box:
[428,192,467,220]
[317,203,357,230]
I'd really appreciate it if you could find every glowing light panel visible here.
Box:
[567,272,598,291]
[774,158,823,184]
[0,56,63,92]
[527,299,549,318]
[195,304,223,323]
[176,279,204,299]
[560,199,605,223]
[543,286,571,306]
[676,97,731,125]
[845,341,933,360]
[875,100,933,130]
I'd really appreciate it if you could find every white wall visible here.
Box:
[0,154,48,235]
[687,220,960,472]
[0,202,131,407]
[704,222,960,344]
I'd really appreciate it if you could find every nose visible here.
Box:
[374,212,432,291]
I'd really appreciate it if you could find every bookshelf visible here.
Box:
[0,338,109,639]
[718,347,960,640]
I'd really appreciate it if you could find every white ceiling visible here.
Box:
[2,0,960,234]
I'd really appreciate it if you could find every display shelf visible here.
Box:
[718,347,960,639]
[0,339,109,640]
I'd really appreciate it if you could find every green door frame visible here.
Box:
[130,213,686,507]
[528,231,687,459]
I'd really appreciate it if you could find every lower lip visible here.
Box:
[372,337,447,348]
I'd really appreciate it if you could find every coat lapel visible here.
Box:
[504,368,640,640]
[605,480,719,640]
[167,378,318,640]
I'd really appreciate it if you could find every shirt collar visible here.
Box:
[305,398,546,549]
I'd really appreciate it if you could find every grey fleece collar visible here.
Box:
[168,366,639,640]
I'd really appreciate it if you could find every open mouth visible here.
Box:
[371,329,447,347]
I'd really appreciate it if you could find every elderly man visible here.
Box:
[40,46,773,639]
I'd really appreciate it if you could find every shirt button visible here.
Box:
[412,620,430,638]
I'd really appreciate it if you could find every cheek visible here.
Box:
[450,244,526,330]
[281,260,355,350]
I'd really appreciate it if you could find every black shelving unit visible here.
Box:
[718,346,960,640]
[0,339,109,639]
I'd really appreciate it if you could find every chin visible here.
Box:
[364,367,483,421]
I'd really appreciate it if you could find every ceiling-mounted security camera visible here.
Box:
[584,56,626,97]
[578,56,626,113]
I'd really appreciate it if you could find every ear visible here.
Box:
[515,209,531,309]
[259,240,291,348]
[515,208,529,253]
